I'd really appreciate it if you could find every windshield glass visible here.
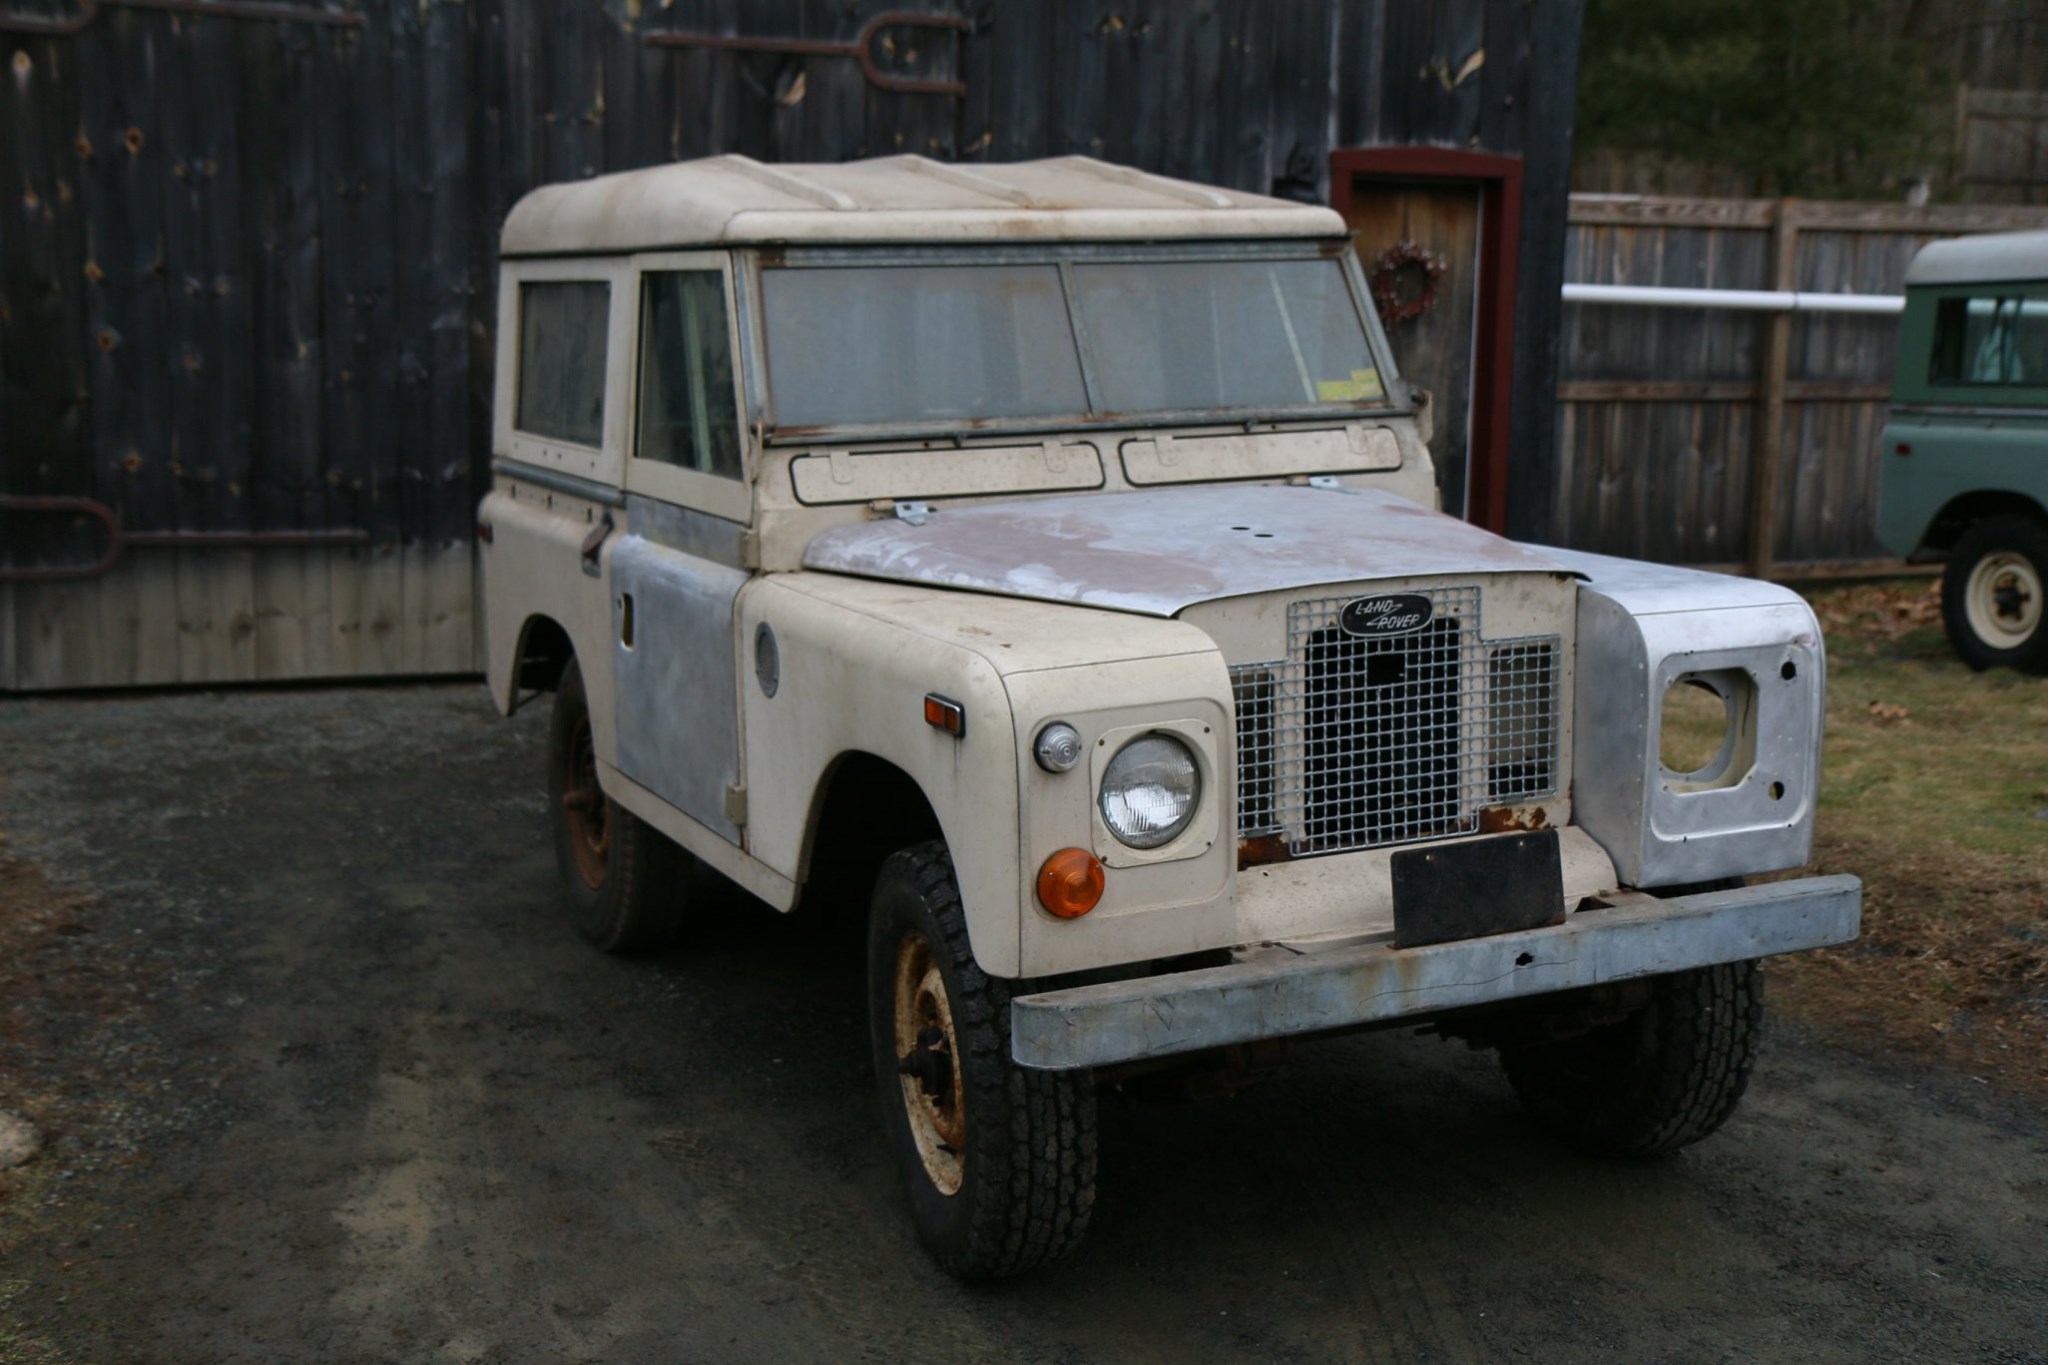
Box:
[758,252,1384,433]
[760,263,1087,428]
[1072,259,1381,411]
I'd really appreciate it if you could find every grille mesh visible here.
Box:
[1229,587,1560,856]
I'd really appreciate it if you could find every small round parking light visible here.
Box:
[1037,848,1105,919]
[1034,721,1084,773]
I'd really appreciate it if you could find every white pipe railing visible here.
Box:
[1562,282,1905,315]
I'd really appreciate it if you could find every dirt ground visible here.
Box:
[1,685,2044,1364]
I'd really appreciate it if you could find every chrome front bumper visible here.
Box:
[1010,874,1861,1071]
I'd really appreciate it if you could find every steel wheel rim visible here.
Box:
[893,931,965,1195]
[564,714,609,889]
[1965,552,2043,648]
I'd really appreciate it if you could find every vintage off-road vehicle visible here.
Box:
[481,154,1861,1279]
[1876,229,2048,673]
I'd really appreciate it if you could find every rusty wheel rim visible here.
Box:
[563,714,609,889]
[893,931,965,1195]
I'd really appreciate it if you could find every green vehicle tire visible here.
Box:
[1941,516,2048,675]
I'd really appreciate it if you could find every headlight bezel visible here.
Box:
[1084,718,1220,867]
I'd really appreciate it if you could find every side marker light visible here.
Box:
[923,693,966,738]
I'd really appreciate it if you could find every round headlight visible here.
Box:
[1098,733,1201,849]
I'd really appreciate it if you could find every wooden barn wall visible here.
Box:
[1554,196,2048,572]
[0,0,1583,690]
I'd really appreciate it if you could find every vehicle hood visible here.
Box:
[800,485,1569,617]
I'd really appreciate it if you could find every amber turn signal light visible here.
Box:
[1037,847,1105,919]
[923,692,966,738]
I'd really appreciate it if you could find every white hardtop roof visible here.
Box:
[500,153,1345,255]
[1906,229,2048,287]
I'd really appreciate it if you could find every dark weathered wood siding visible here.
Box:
[0,0,1582,687]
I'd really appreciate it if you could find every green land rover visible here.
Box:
[1877,229,2048,672]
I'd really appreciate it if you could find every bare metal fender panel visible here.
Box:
[802,485,1568,617]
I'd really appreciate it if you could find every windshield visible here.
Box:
[758,252,1386,433]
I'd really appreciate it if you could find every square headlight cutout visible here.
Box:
[1659,668,1757,793]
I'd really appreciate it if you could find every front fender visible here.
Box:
[739,575,1025,975]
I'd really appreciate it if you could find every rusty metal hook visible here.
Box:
[0,493,373,583]
[644,10,971,99]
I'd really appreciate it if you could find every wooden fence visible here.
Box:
[1554,194,2048,576]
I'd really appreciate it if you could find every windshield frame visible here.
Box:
[738,239,1406,445]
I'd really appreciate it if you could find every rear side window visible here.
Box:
[516,281,610,445]
[636,270,742,479]
[1929,295,2048,386]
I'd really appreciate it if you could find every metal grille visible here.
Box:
[1230,587,1560,856]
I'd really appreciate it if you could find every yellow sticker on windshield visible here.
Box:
[1317,369,1384,402]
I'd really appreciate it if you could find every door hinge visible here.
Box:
[580,513,614,576]
[724,783,748,826]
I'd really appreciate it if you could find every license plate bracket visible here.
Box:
[1390,831,1565,948]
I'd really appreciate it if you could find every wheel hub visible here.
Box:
[1964,551,2043,649]
[892,932,965,1195]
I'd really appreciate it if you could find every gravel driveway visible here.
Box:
[1,685,2043,1363]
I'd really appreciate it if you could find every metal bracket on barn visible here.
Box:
[0,495,371,584]
[642,10,972,99]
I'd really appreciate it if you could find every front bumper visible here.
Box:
[1010,874,1860,1070]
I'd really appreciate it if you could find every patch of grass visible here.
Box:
[1766,580,2047,1093]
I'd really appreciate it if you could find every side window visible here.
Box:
[1930,295,2048,386]
[636,270,742,480]
[516,281,610,445]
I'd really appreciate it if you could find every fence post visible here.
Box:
[1746,201,1800,579]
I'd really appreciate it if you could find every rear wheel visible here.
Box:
[867,841,1096,1279]
[1941,516,2048,674]
[1499,960,1763,1156]
[547,658,688,953]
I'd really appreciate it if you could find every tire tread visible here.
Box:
[1501,961,1763,1157]
[880,841,1096,1278]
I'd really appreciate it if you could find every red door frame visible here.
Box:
[1329,148,1524,533]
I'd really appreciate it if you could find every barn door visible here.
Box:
[1344,184,1482,517]
[1330,151,1523,532]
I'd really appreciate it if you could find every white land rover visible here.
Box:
[480,153,1860,1280]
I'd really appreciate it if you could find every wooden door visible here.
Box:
[1343,184,1483,517]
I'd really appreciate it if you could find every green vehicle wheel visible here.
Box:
[1941,516,2048,675]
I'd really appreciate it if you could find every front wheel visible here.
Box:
[1499,960,1763,1156]
[1941,516,2048,674]
[867,841,1096,1280]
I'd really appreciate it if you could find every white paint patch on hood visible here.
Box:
[802,485,1568,616]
